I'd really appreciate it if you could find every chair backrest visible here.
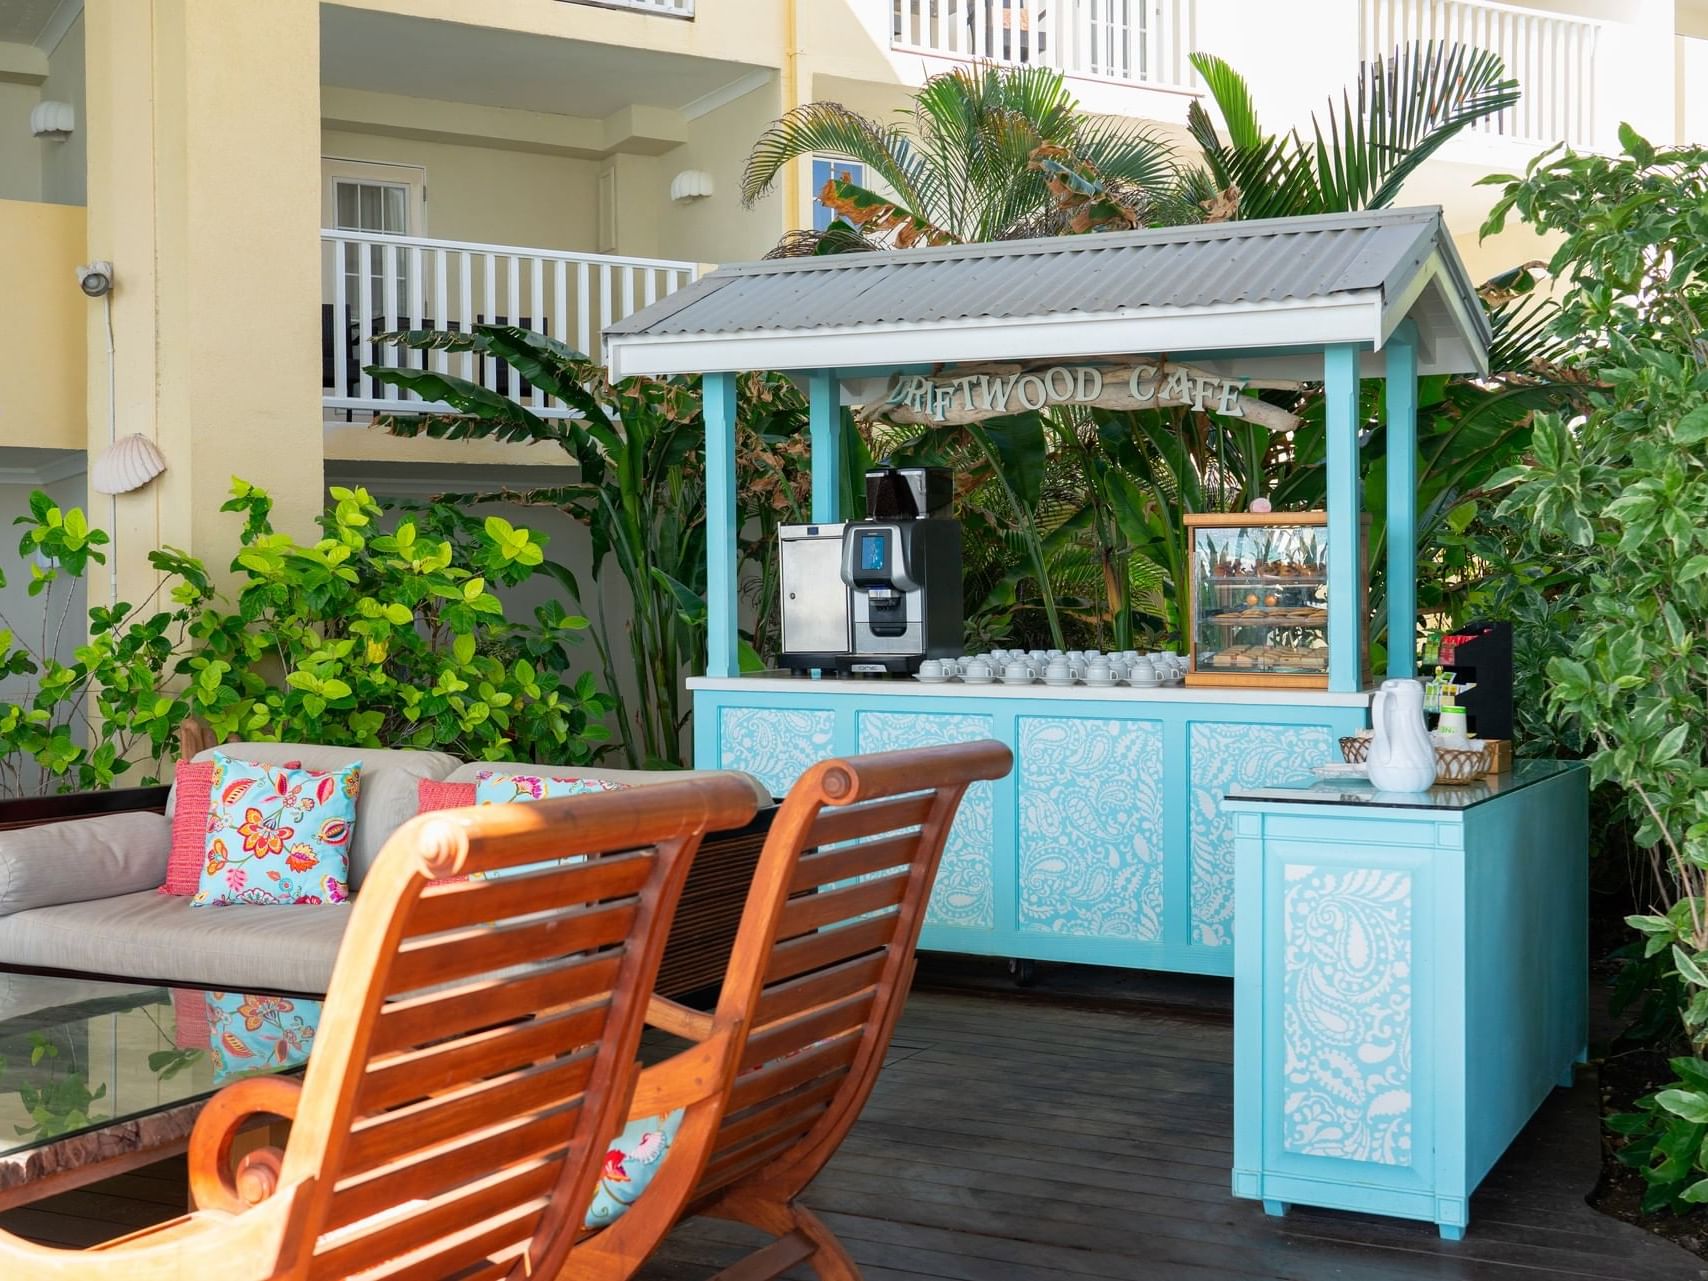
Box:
[696,740,1012,1201]
[273,774,759,1281]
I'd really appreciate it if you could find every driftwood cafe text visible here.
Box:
[880,360,1257,425]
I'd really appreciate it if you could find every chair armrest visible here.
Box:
[646,994,715,1041]
[0,1182,307,1277]
[188,1075,303,1214]
[631,1028,739,1116]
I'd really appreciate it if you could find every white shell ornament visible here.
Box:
[90,434,167,495]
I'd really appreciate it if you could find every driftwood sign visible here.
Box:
[866,359,1301,431]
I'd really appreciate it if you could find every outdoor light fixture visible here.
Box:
[670,169,714,203]
[29,100,74,140]
[76,261,114,298]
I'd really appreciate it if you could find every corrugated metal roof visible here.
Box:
[606,208,1489,347]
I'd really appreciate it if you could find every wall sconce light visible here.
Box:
[669,170,714,204]
[30,101,75,141]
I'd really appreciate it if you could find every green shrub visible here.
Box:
[0,480,610,797]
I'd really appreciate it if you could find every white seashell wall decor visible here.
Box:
[90,434,167,495]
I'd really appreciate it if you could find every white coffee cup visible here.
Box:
[919,659,943,678]
[1086,658,1113,683]
[1130,658,1159,684]
[1045,659,1072,681]
[1004,660,1036,684]
[939,658,960,678]
[964,659,994,680]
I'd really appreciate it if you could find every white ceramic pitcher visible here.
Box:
[1368,678,1438,792]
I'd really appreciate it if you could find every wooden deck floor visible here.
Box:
[4,980,1703,1280]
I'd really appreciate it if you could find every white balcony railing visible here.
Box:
[892,1,1198,92]
[1360,0,1600,148]
[567,0,694,17]
[321,230,699,419]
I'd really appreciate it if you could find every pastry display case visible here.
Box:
[1184,512,1366,688]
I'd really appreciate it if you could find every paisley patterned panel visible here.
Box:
[1281,864,1414,1166]
[718,706,835,800]
[1016,717,1165,939]
[1189,722,1334,947]
[856,711,995,930]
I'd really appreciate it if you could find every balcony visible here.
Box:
[567,0,695,16]
[891,0,1199,93]
[1359,0,1601,148]
[320,231,700,420]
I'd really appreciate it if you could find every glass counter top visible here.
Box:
[1226,758,1585,812]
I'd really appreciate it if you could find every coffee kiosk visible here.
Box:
[602,208,1589,1239]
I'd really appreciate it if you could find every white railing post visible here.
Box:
[319,229,699,420]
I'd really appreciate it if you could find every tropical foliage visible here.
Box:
[1477,129,1708,1212]
[370,327,820,767]
[0,483,608,797]
[741,61,1177,255]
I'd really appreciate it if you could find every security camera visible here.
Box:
[76,261,114,298]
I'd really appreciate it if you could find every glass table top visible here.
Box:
[1226,758,1586,812]
[0,971,316,1159]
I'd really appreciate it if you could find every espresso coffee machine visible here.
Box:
[777,466,963,675]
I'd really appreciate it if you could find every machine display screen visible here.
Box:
[859,531,887,572]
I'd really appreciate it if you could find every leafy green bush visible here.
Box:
[0,481,610,798]
[1482,128,1708,1209]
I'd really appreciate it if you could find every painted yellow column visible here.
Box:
[84,0,322,606]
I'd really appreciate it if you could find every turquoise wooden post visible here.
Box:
[1323,345,1362,693]
[704,371,740,678]
[808,368,841,523]
[1385,323,1418,678]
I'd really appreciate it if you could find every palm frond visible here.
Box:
[741,101,934,219]
[1315,42,1520,210]
[1190,52,1266,150]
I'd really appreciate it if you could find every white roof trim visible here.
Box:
[607,292,1426,380]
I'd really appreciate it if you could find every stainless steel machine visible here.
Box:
[777,466,963,675]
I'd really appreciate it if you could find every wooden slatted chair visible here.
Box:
[0,773,760,1281]
[571,740,1013,1281]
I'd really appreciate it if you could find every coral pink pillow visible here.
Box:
[160,761,217,896]
[418,779,477,813]
[419,779,477,885]
[160,758,302,896]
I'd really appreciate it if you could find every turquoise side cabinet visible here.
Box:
[1225,762,1589,1239]
[690,676,1369,977]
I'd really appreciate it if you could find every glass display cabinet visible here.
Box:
[1184,512,1366,688]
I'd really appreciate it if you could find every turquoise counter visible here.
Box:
[690,674,1369,977]
[1225,761,1589,1238]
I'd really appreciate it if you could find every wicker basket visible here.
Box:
[1433,744,1492,785]
[1341,735,1490,784]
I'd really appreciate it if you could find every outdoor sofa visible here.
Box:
[0,742,772,997]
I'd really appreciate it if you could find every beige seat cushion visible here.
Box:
[178,742,461,891]
[445,761,774,808]
[0,811,171,917]
[0,890,349,994]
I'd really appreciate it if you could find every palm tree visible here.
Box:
[740,61,1176,255]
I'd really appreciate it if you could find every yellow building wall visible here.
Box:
[321,127,601,251]
[652,82,788,264]
[0,199,86,450]
[333,0,785,71]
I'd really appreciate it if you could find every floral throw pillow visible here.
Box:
[192,753,361,906]
[207,991,323,1086]
[583,1108,685,1230]
[471,773,630,880]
